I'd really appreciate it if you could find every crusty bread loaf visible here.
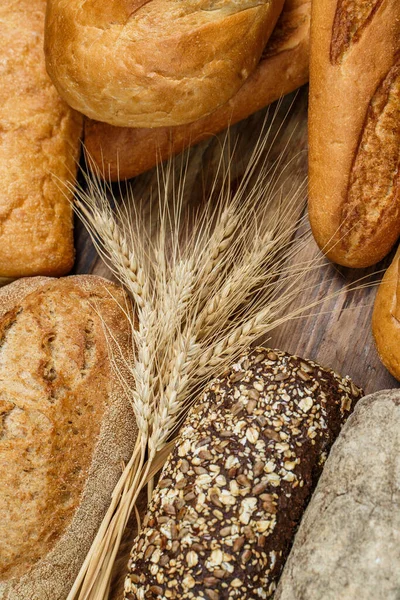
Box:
[84,0,310,181]
[308,0,400,268]
[45,0,284,128]
[0,0,82,278]
[275,390,400,600]
[372,246,400,381]
[0,276,137,600]
[124,347,361,599]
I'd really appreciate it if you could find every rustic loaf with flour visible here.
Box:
[308,0,400,268]
[45,0,284,128]
[124,347,361,599]
[0,276,137,600]
[84,0,311,181]
[276,390,400,600]
[0,0,82,278]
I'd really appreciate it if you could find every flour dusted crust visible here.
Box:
[275,390,400,600]
[84,0,311,181]
[308,0,400,268]
[0,276,137,600]
[124,348,361,599]
[44,0,284,128]
[0,0,82,278]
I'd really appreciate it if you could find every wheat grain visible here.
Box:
[69,101,373,600]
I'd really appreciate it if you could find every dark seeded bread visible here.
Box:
[124,347,361,599]
[0,276,137,600]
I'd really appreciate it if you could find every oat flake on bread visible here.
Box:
[124,347,361,599]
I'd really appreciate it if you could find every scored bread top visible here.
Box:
[0,276,137,599]
[45,0,284,128]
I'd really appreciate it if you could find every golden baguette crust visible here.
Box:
[0,276,137,600]
[45,0,284,128]
[308,0,400,268]
[0,0,82,278]
[372,247,400,381]
[84,0,310,181]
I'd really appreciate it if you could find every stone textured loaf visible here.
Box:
[124,347,361,599]
[0,276,137,600]
[275,389,400,600]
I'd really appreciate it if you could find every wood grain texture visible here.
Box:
[70,87,399,598]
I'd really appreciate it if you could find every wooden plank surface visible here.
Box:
[74,86,398,395]
[72,86,398,595]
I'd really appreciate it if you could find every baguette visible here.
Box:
[124,347,361,599]
[372,245,400,381]
[0,0,82,278]
[308,0,400,268]
[0,276,137,600]
[84,0,311,181]
[275,390,400,600]
[45,0,284,128]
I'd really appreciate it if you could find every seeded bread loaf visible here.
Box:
[275,389,400,600]
[84,0,310,181]
[0,276,137,600]
[124,347,361,599]
[45,0,284,128]
[372,245,400,381]
[308,0,400,268]
[0,0,82,277]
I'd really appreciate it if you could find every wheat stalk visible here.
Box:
[68,102,373,600]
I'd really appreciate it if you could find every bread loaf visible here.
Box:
[84,0,310,181]
[124,347,361,599]
[275,389,400,600]
[0,0,82,278]
[0,276,137,600]
[308,0,400,268]
[372,245,400,381]
[45,0,284,128]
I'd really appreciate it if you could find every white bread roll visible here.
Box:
[44,0,284,128]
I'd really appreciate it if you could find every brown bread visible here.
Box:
[124,347,361,599]
[0,276,137,600]
[0,0,82,277]
[84,0,310,181]
[308,0,400,268]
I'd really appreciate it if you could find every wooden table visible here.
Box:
[74,86,398,396]
[72,86,398,595]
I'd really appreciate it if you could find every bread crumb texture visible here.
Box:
[330,0,383,64]
[0,276,137,600]
[124,348,361,600]
[341,56,400,257]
